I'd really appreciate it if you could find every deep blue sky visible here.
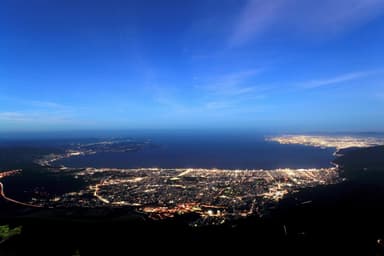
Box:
[1,0,384,132]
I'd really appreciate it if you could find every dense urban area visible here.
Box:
[1,135,384,226]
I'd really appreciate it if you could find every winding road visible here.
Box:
[0,181,42,208]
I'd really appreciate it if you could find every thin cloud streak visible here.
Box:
[149,68,268,115]
[0,112,31,122]
[0,111,72,123]
[29,100,69,110]
[0,96,76,124]
[300,70,381,89]
[229,0,384,47]
[0,95,73,112]
[196,69,264,96]
[229,0,285,47]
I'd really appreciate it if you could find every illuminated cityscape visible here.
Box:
[1,0,384,253]
[7,135,383,225]
[268,135,384,150]
[30,166,340,225]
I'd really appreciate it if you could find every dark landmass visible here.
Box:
[272,145,384,255]
[1,145,384,255]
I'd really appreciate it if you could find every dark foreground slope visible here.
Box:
[1,146,384,255]
[273,146,384,255]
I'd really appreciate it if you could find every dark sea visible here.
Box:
[57,132,336,170]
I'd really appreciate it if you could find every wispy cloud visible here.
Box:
[229,0,286,47]
[29,100,69,110]
[196,69,264,96]
[299,0,384,33]
[189,69,271,114]
[153,94,187,112]
[229,0,384,47]
[149,84,190,113]
[203,101,233,111]
[0,112,31,122]
[0,95,73,112]
[147,69,267,116]
[0,96,76,125]
[299,70,381,89]
[0,111,72,123]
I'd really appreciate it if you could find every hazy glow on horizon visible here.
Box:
[1,0,384,132]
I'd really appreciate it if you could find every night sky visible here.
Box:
[1,0,384,132]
